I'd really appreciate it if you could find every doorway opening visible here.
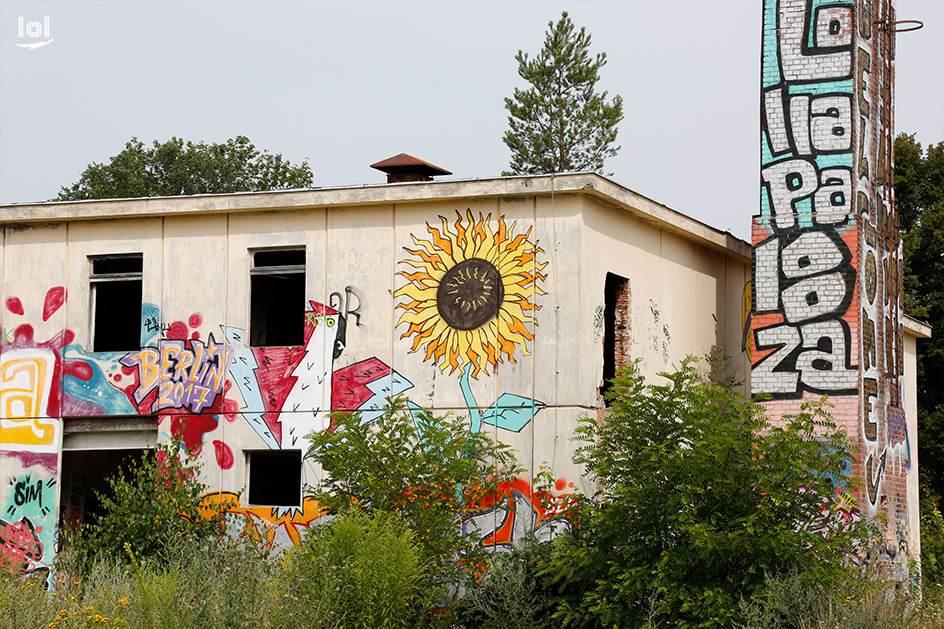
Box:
[59,449,148,531]
[600,273,630,403]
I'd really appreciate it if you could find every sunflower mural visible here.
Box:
[395,210,548,433]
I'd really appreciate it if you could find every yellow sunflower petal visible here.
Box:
[394,212,546,378]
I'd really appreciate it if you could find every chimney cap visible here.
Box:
[370,153,452,180]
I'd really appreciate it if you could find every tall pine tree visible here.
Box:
[503,12,624,175]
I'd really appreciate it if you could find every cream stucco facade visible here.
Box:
[0,173,925,575]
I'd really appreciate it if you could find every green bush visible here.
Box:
[455,538,554,629]
[306,397,520,601]
[920,488,944,589]
[286,510,424,628]
[538,354,871,628]
[70,440,230,565]
[738,569,921,629]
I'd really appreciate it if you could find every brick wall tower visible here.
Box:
[754,0,908,574]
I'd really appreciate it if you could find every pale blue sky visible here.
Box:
[1,1,941,241]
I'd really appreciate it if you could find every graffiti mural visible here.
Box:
[756,0,908,567]
[394,210,547,432]
[0,288,68,584]
[394,210,546,380]
[466,478,575,549]
[200,491,326,547]
[755,0,858,397]
[0,211,569,570]
[120,335,236,414]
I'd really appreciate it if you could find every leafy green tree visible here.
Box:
[55,136,312,200]
[538,355,868,628]
[305,398,520,601]
[894,133,944,498]
[71,442,230,565]
[503,12,624,175]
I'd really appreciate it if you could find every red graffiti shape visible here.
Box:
[5,297,24,316]
[0,518,44,566]
[213,440,234,470]
[42,287,66,322]
[252,345,305,444]
[332,358,392,411]
[221,381,240,423]
[166,410,219,453]
[63,360,94,382]
[188,313,203,329]
[167,321,189,340]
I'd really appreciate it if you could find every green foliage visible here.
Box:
[503,12,624,175]
[920,491,944,588]
[55,135,313,200]
[0,535,344,628]
[287,510,424,628]
[454,539,554,629]
[71,442,230,565]
[539,355,868,628]
[305,397,521,600]
[895,133,944,497]
[738,570,920,629]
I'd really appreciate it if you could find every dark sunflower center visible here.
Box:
[436,258,505,330]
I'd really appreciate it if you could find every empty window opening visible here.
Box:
[59,449,148,531]
[247,450,302,506]
[601,273,631,403]
[90,254,143,352]
[250,248,305,347]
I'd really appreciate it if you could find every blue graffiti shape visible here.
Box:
[458,363,544,433]
[480,394,545,433]
[62,345,138,415]
[223,326,278,450]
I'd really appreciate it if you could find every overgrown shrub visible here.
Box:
[455,538,554,629]
[920,488,944,589]
[306,397,521,601]
[69,440,231,565]
[738,569,921,629]
[285,510,423,628]
[538,354,871,628]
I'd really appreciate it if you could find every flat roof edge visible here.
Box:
[0,173,751,258]
[904,314,932,339]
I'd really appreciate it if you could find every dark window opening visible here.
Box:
[247,450,302,506]
[59,449,147,530]
[90,254,143,352]
[250,248,305,347]
[601,273,630,404]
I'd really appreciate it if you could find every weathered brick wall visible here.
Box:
[755,0,910,576]
[613,277,632,370]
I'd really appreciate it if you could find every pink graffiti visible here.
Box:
[0,517,44,572]
[213,440,234,469]
[4,297,24,316]
[41,287,66,322]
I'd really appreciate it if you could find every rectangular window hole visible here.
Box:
[253,249,306,268]
[90,254,143,352]
[247,450,302,507]
[250,248,305,347]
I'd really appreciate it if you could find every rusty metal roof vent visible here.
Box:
[370,153,452,183]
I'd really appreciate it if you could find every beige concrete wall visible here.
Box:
[0,187,751,553]
[904,320,931,560]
